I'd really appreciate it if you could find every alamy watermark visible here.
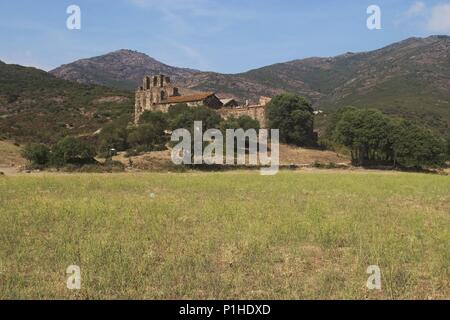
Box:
[171,121,280,175]
[65,5,380,31]
[366,265,382,290]
[367,5,382,30]
[66,5,81,30]
[66,265,81,290]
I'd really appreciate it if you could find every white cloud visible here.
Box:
[130,0,231,18]
[405,1,426,17]
[398,2,450,34]
[128,0,253,21]
[168,41,211,70]
[127,0,254,69]
[427,4,450,33]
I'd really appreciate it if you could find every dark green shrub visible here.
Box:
[51,136,96,167]
[139,111,168,132]
[22,143,50,165]
[220,115,260,132]
[168,105,222,132]
[97,122,129,155]
[127,123,166,152]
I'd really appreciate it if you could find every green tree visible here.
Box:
[51,136,96,166]
[127,123,166,152]
[331,107,447,168]
[168,105,222,132]
[97,122,128,155]
[266,93,316,146]
[218,115,261,155]
[220,115,260,132]
[139,111,168,133]
[333,108,392,165]
[167,103,189,121]
[22,143,50,166]
[165,104,223,164]
[391,120,447,168]
[324,106,358,139]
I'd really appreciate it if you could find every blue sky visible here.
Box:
[0,0,449,73]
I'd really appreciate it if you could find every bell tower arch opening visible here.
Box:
[144,76,151,90]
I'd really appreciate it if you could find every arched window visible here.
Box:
[160,91,166,101]
[144,77,150,89]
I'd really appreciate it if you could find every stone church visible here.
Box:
[134,74,270,127]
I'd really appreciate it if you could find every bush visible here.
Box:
[167,103,189,121]
[391,120,447,168]
[168,105,222,132]
[51,136,96,167]
[97,122,128,155]
[139,111,168,133]
[220,115,260,132]
[22,143,50,165]
[127,123,166,152]
[266,93,316,147]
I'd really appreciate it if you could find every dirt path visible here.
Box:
[0,166,21,176]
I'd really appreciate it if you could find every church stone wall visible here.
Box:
[218,105,267,128]
[135,75,270,127]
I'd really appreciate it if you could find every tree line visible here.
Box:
[325,107,448,168]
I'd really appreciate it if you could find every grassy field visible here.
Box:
[0,171,449,299]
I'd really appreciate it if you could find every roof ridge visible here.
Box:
[163,92,216,104]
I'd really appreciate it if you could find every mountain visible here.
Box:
[240,36,450,130]
[0,61,133,143]
[50,36,450,133]
[50,50,290,100]
[51,49,201,90]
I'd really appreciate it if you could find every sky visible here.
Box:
[0,0,449,73]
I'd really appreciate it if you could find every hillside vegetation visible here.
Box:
[0,62,133,144]
[1,171,449,299]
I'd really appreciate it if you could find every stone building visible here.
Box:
[218,96,269,127]
[135,75,270,127]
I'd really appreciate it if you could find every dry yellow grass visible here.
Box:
[0,171,449,299]
[0,140,26,174]
[278,144,349,165]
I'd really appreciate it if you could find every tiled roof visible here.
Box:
[162,92,216,104]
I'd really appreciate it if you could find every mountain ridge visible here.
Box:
[50,35,450,99]
[51,49,202,91]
